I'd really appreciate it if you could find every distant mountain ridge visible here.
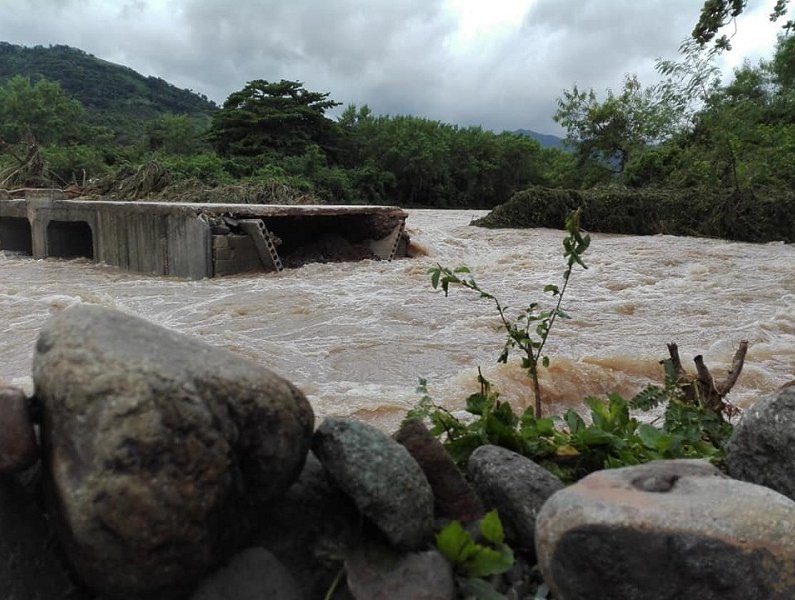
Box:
[0,42,216,138]
[512,128,564,149]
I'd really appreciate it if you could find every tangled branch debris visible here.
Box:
[667,341,748,419]
[0,136,64,189]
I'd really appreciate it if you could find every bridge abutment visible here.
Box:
[0,190,409,279]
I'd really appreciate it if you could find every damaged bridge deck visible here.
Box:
[0,189,409,279]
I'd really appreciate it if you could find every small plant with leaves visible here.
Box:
[408,359,736,484]
[429,208,590,418]
[436,510,514,600]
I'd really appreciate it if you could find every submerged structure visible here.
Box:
[0,189,409,279]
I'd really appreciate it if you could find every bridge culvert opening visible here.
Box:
[265,214,398,267]
[0,217,33,254]
[47,220,94,259]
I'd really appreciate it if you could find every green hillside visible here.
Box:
[0,42,216,139]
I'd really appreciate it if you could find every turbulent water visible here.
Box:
[1,209,793,430]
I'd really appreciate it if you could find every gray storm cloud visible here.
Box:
[0,0,779,134]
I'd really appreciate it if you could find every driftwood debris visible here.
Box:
[667,341,748,420]
[0,134,61,189]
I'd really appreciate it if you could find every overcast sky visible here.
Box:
[0,0,785,134]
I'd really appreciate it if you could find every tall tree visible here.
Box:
[207,79,340,158]
[553,75,677,175]
[146,114,207,155]
[0,75,85,144]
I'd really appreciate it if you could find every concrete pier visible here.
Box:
[0,189,409,279]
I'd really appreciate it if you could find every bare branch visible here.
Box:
[693,355,718,398]
[667,343,686,378]
[716,340,748,396]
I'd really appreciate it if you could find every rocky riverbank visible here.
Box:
[2,305,794,599]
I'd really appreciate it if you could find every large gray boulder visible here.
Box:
[313,418,434,550]
[536,459,795,600]
[726,386,795,500]
[32,305,314,598]
[467,445,563,551]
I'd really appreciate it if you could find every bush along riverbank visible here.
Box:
[473,185,795,243]
[2,305,795,599]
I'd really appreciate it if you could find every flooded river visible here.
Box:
[1,209,793,429]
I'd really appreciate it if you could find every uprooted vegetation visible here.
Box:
[0,147,321,205]
[89,161,319,205]
[0,139,64,189]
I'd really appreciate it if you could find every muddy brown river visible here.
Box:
[1,209,793,429]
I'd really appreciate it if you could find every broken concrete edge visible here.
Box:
[0,193,411,279]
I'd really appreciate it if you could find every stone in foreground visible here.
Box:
[191,547,302,600]
[313,418,434,550]
[345,538,454,600]
[254,452,360,599]
[0,387,38,472]
[33,305,314,597]
[394,418,484,522]
[726,386,795,500]
[467,444,563,551]
[0,475,77,600]
[536,459,795,600]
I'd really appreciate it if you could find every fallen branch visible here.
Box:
[667,341,748,420]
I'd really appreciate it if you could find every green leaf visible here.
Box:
[564,409,585,433]
[466,391,490,416]
[630,384,668,411]
[464,545,515,578]
[436,520,477,563]
[543,284,559,295]
[430,269,441,289]
[637,424,665,450]
[574,427,621,447]
[542,355,550,368]
[492,401,518,427]
[535,416,556,435]
[479,510,504,545]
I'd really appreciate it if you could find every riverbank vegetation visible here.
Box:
[415,211,744,485]
[1,7,794,239]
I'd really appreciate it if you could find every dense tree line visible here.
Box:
[0,63,558,207]
[553,31,795,194]
[1,16,793,214]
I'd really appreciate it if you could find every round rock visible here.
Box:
[32,305,314,597]
[313,418,433,550]
[726,386,795,500]
[345,539,454,600]
[536,459,795,600]
[467,444,563,551]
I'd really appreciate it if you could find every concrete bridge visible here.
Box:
[0,189,409,279]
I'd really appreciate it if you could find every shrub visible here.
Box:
[473,185,795,243]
